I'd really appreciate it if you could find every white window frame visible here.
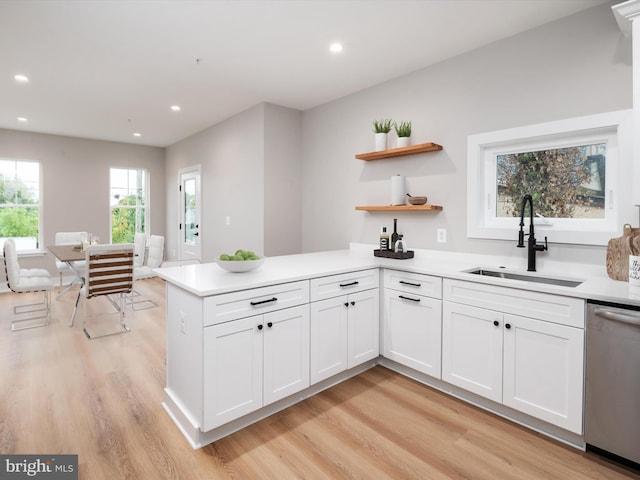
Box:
[0,158,42,253]
[467,110,634,246]
[109,167,149,244]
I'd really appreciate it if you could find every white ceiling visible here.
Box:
[0,0,612,147]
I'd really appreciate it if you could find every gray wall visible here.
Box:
[301,1,632,265]
[0,128,165,275]
[164,102,303,262]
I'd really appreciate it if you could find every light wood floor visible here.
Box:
[1,278,638,479]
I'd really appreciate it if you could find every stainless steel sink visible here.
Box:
[465,268,583,288]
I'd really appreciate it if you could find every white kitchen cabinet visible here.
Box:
[310,269,380,385]
[442,279,585,434]
[502,313,584,434]
[203,304,309,431]
[442,301,502,401]
[383,269,443,378]
[263,305,310,405]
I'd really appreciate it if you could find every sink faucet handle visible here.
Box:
[534,236,548,252]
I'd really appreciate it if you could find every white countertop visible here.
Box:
[154,243,640,307]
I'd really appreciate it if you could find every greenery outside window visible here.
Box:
[467,110,633,246]
[0,159,41,252]
[110,168,148,244]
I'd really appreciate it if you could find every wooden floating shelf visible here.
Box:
[355,142,443,161]
[355,205,443,212]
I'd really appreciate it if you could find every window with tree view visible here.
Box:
[110,168,148,244]
[496,143,606,220]
[0,159,41,251]
[467,110,631,246]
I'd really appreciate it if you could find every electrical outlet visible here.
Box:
[225,216,231,226]
[437,228,447,243]
[179,312,187,334]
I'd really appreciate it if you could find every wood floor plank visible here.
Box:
[1,278,638,479]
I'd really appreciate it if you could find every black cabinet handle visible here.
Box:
[399,280,421,287]
[339,281,359,288]
[257,324,263,330]
[493,320,499,327]
[250,297,278,306]
[505,323,511,330]
[344,302,349,307]
[267,322,273,328]
[350,301,355,306]
[399,295,420,302]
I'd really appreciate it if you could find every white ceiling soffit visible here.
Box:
[0,0,612,147]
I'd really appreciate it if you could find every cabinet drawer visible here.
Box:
[443,279,584,328]
[204,280,309,326]
[384,269,442,299]
[310,269,379,302]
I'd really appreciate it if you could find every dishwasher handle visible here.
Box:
[592,307,640,327]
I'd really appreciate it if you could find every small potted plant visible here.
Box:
[373,118,393,151]
[394,120,412,148]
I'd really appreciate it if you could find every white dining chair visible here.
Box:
[3,238,55,331]
[134,235,165,280]
[133,232,146,268]
[71,243,134,339]
[54,231,88,285]
[129,235,165,310]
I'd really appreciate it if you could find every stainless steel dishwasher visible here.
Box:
[586,300,640,468]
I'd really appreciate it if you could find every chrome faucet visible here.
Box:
[517,194,548,272]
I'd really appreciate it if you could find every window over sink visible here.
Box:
[467,110,634,246]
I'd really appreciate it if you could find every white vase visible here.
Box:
[374,132,387,152]
[396,136,410,148]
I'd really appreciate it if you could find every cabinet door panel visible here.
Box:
[203,316,263,431]
[442,302,502,403]
[348,289,380,368]
[310,296,349,384]
[503,314,584,434]
[263,305,310,405]
[384,289,442,378]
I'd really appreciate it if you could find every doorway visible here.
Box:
[179,166,201,262]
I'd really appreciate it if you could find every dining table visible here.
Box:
[48,244,86,299]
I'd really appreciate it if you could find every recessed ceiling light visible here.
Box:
[170,105,181,112]
[133,132,141,137]
[329,43,343,54]
[14,74,29,83]
[17,117,28,122]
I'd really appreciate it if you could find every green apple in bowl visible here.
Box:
[217,249,265,272]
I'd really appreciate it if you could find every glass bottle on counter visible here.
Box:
[391,218,399,248]
[379,227,390,250]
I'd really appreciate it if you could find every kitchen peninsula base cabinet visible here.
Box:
[441,279,585,435]
[203,304,310,431]
[161,263,381,449]
[310,269,380,384]
[382,270,442,378]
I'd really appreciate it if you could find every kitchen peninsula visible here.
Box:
[156,244,639,450]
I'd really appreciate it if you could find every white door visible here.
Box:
[263,305,310,405]
[203,315,263,431]
[179,167,201,262]
[442,301,503,403]
[310,296,349,384]
[347,288,380,368]
[502,313,584,434]
[383,289,442,378]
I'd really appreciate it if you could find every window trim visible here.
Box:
[0,158,42,253]
[109,167,149,244]
[467,110,634,246]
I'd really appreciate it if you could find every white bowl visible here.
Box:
[217,257,266,273]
